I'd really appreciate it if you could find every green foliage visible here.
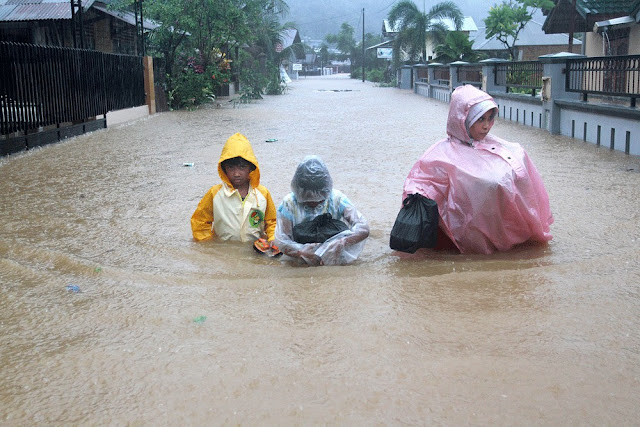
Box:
[366,68,385,83]
[388,0,463,66]
[234,50,287,106]
[434,31,479,63]
[166,59,231,110]
[484,0,555,60]
[325,22,356,59]
[112,0,295,110]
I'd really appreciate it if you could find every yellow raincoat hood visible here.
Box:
[217,133,260,189]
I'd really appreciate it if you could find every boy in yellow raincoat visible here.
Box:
[191,133,277,245]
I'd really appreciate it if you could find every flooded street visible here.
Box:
[1,74,640,424]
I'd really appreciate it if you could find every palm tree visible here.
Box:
[388,0,463,65]
[434,31,480,63]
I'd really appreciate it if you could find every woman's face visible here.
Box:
[468,109,496,141]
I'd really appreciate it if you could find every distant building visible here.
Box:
[382,16,478,61]
[277,28,304,78]
[472,20,582,60]
[542,0,640,56]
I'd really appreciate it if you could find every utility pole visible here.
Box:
[70,0,84,49]
[134,0,146,56]
[362,8,365,82]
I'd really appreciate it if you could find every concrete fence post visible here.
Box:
[479,58,508,93]
[449,61,468,90]
[427,63,442,99]
[538,52,585,134]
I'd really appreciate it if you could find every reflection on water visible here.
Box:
[1,75,640,424]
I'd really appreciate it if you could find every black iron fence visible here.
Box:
[566,54,640,107]
[432,65,450,86]
[457,64,482,87]
[1,42,145,153]
[494,61,543,96]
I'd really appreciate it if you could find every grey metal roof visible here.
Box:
[0,0,95,21]
[473,20,582,50]
[93,4,158,30]
[279,28,300,50]
[0,2,70,21]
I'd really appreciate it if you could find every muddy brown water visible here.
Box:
[1,75,640,424]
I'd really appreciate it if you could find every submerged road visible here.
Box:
[1,74,639,424]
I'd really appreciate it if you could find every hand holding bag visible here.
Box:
[389,193,439,253]
[293,213,349,244]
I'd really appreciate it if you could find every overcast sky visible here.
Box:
[285,0,501,40]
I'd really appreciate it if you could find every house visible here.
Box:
[277,28,304,78]
[542,0,640,56]
[382,16,478,61]
[0,0,157,55]
[472,20,582,60]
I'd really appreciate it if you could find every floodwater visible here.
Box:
[1,74,640,424]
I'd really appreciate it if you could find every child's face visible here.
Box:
[468,109,496,141]
[224,162,252,189]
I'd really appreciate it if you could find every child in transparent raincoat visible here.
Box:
[275,156,370,266]
[402,85,553,254]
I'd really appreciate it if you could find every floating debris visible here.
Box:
[193,316,207,323]
[183,162,195,167]
[66,285,80,293]
[265,138,278,143]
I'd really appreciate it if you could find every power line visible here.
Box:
[377,0,398,13]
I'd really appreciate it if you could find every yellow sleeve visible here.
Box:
[258,185,277,242]
[190,186,221,241]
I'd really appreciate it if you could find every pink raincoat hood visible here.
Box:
[447,85,498,144]
[403,85,553,254]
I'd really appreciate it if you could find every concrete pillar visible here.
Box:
[479,58,508,93]
[427,62,443,98]
[539,52,586,134]
[427,62,440,85]
[399,65,413,89]
[143,56,156,115]
[449,61,468,90]
[412,64,428,93]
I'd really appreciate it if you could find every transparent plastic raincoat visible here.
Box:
[275,156,370,265]
[403,85,553,254]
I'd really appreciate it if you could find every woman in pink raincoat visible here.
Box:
[402,85,553,254]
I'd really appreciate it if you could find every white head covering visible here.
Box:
[465,100,498,136]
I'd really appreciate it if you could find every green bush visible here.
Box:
[367,69,384,83]
[166,59,231,110]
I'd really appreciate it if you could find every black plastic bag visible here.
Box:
[293,213,349,244]
[389,193,439,253]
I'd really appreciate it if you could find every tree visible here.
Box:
[325,22,356,59]
[111,0,297,107]
[484,0,554,60]
[388,0,463,65]
[434,31,479,63]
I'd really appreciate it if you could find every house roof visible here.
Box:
[473,20,581,51]
[93,4,158,30]
[0,0,155,29]
[382,16,477,36]
[0,0,96,21]
[542,0,640,33]
[366,39,394,50]
[279,28,301,50]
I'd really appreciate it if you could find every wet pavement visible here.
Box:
[1,74,640,424]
